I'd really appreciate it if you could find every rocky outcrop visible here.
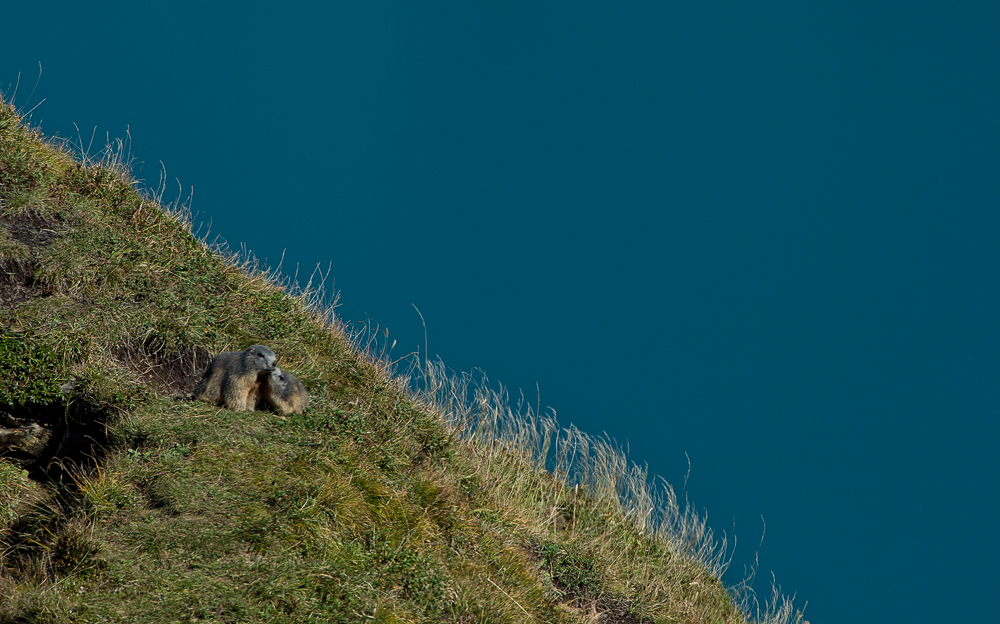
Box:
[0,401,109,479]
[0,415,53,458]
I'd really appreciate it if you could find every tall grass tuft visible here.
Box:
[400,357,803,624]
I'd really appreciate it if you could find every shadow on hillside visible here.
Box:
[0,398,111,484]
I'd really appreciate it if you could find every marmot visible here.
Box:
[258,367,309,415]
[193,345,277,411]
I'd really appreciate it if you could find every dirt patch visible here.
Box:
[4,217,60,249]
[528,541,654,624]
[114,340,211,396]
[559,596,651,624]
[0,214,57,307]
[0,259,42,308]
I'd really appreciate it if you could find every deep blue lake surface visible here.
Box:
[4,3,999,622]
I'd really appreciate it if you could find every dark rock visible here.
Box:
[0,421,52,456]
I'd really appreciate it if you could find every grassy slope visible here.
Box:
[0,100,796,624]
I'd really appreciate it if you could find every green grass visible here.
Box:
[0,97,803,624]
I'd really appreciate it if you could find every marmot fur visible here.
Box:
[259,367,309,415]
[193,345,277,411]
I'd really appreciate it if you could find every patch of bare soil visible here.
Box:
[0,259,40,308]
[0,215,54,307]
[527,542,654,624]
[5,217,59,248]
[114,340,211,397]
[558,596,652,624]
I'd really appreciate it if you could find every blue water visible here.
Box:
[5,3,999,622]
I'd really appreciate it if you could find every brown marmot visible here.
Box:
[193,345,277,411]
[258,367,309,415]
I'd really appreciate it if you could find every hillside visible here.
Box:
[0,99,801,624]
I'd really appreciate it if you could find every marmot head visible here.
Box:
[243,345,277,372]
[269,367,289,393]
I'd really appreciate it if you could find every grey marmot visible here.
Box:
[193,345,277,411]
[258,367,309,415]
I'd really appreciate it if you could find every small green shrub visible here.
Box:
[0,332,67,406]
[535,540,604,597]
